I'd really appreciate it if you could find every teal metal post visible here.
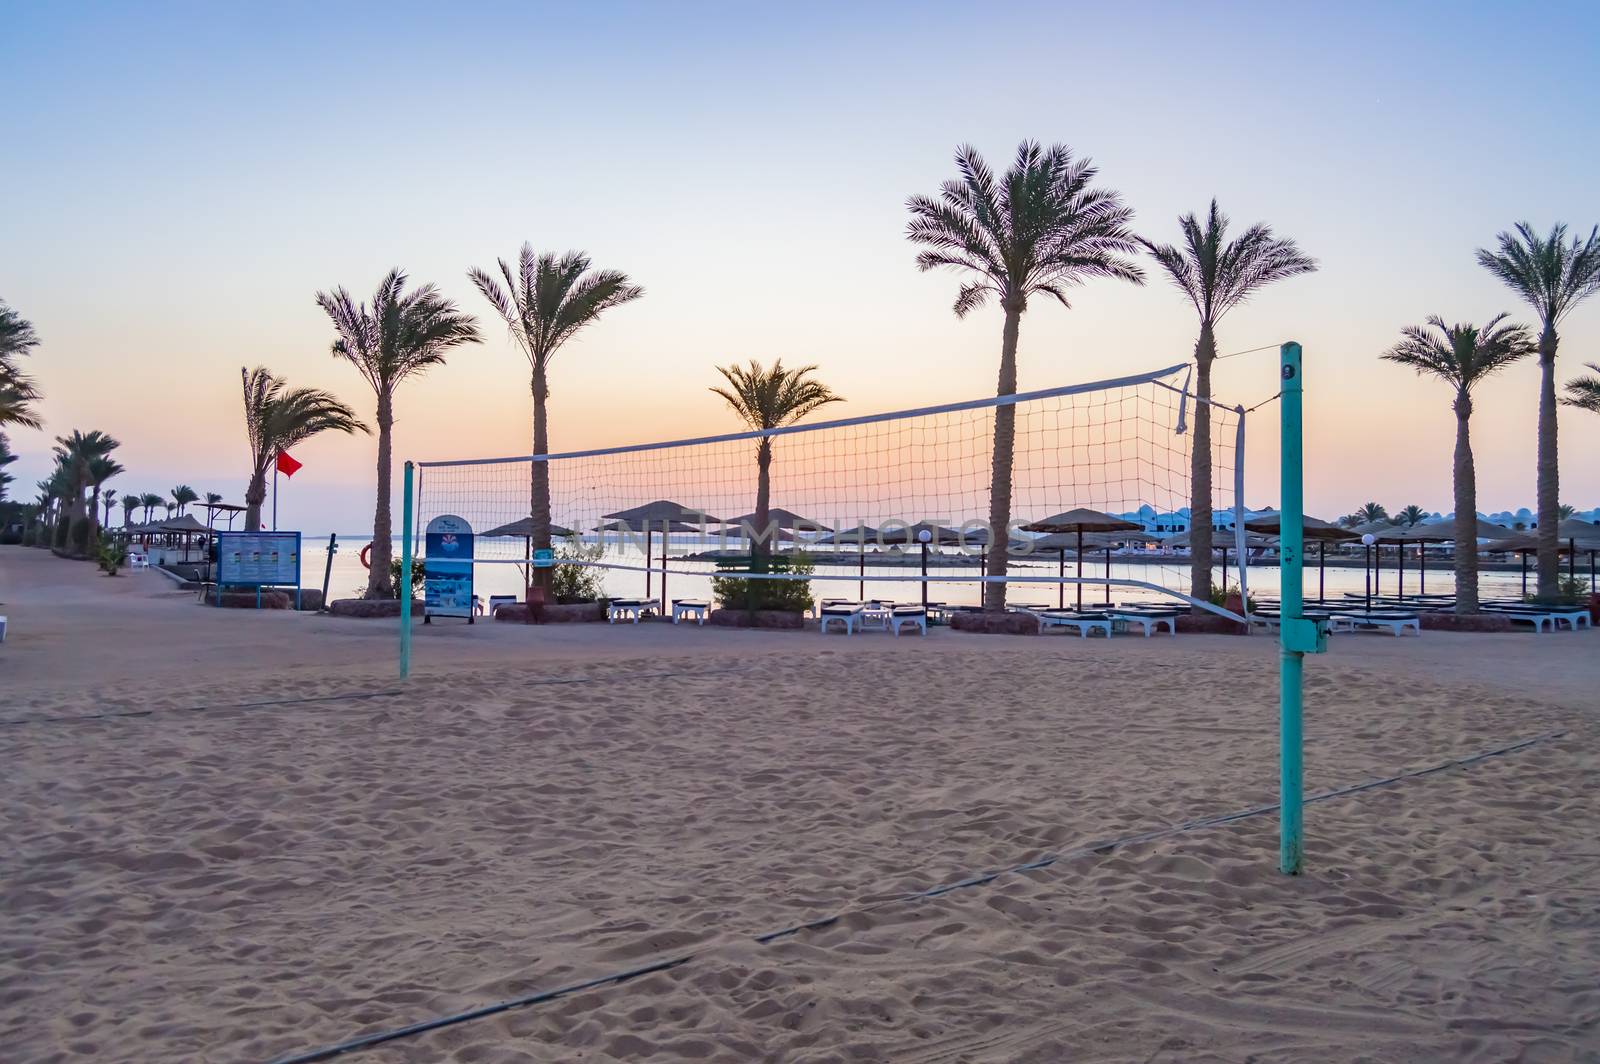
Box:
[400,461,414,680]
[1279,341,1306,874]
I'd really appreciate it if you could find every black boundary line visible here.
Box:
[267,729,1567,1063]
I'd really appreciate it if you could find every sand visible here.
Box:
[1,546,1597,1062]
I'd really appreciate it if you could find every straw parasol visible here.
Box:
[1029,527,1161,606]
[812,524,883,600]
[1021,508,1141,609]
[599,502,719,610]
[482,516,576,538]
[720,509,831,534]
[1245,514,1357,602]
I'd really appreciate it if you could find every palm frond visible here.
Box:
[1142,199,1315,326]
[1476,222,1600,326]
[1564,361,1600,413]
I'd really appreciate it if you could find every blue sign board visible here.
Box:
[532,547,554,568]
[216,531,302,609]
[424,514,475,621]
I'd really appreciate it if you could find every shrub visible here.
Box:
[550,536,607,602]
[21,527,37,547]
[711,553,815,613]
[1526,577,1593,606]
[97,541,128,576]
[386,556,425,600]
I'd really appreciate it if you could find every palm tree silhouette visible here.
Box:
[710,360,843,567]
[317,270,480,598]
[1476,223,1600,598]
[239,367,367,531]
[1381,315,1532,612]
[907,142,1143,610]
[1563,362,1600,414]
[1141,200,1316,605]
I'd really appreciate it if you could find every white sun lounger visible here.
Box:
[1483,605,1592,633]
[672,599,711,625]
[1107,608,1179,637]
[606,598,651,624]
[819,602,866,634]
[890,605,927,636]
[487,594,518,618]
[1036,610,1112,638]
[1330,611,1420,636]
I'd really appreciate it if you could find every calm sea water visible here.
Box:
[296,535,1552,608]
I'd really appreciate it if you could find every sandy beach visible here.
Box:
[2,546,1597,1062]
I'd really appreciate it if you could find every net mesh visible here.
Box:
[413,364,1244,611]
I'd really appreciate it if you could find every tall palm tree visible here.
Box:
[710,360,843,565]
[140,492,163,524]
[1140,200,1316,606]
[1564,362,1600,414]
[239,366,367,531]
[170,485,198,516]
[907,141,1143,610]
[1350,502,1389,525]
[100,488,117,528]
[0,300,43,431]
[52,430,119,526]
[317,270,480,598]
[1381,315,1533,612]
[121,494,140,527]
[1393,504,1428,527]
[88,456,125,536]
[1476,223,1600,599]
[468,244,643,576]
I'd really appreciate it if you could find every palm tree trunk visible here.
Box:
[529,367,553,597]
[1189,323,1216,609]
[244,462,268,532]
[1534,324,1559,600]
[1452,392,1478,614]
[752,438,773,570]
[367,389,395,598]
[984,302,1022,611]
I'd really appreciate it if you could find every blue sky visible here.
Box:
[4,1,1599,532]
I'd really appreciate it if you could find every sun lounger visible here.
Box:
[1035,610,1112,638]
[1107,606,1180,637]
[1330,610,1420,636]
[487,594,518,618]
[606,598,651,624]
[1481,604,1592,633]
[815,597,851,619]
[671,598,711,625]
[890,605,927,636]
[819,601,866,634]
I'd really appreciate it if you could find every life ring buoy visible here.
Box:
[359,542,373,569]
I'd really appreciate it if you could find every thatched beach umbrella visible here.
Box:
[813,524,883,600]
[600,501,720,610]
[1161,528,1272,602]
[482,516,576,538]
[720,508,831,537]
[1556,518,1600,588]
[1021,509,1141,609]
[1245,514,1357,602]
[1030,527,1159,606]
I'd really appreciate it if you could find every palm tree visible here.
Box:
[468,244,643,577]
[140,492,163,524]
[121,494,140,527]
[0,434,15,502]
[100,488,117,528]
[1477,223,1600,599]
[170,485,198,516]
[907,142,1143,610]
[88,456,125,536]
[1392,504,1428,527]
[52,430,120,527]
[317,270,480,598]
[1564,362,1600,414]
[0,300,43,431]
[239,366,367,531]
[710,360,843,565]
[1350,502,1389,525]
[1140,201,1316,606]
[1381,315,1533,612]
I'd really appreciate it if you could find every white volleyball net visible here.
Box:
[411,362,1249,616]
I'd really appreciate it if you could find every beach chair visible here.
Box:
[819,601,865,634]
[671,598,711,625]
[1107,606,1179,637]
[1329,610,1420,636]
[1482,604,1592,633]
[815,597,851,619]
[487,595,518,619]
[1035,610,1112,638]
[890,605,927,636]
[606,598,651,624]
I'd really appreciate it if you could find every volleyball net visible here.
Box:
[411,362,1249,616]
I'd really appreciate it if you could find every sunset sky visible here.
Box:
[5,1,1599,534]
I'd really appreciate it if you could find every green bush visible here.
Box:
[386,556,425,600]
[97,541,128,575]
[550,536,607,602]
[711,553,815,613]
[1526,577,1593,605]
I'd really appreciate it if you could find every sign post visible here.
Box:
[215,531,302,609]
[423,514,475,624]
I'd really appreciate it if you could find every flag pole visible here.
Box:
[272,456,278,531]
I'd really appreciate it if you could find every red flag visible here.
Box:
[276,450,303,478]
